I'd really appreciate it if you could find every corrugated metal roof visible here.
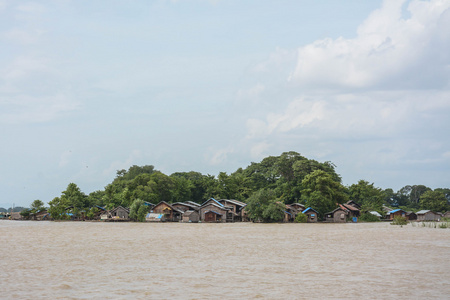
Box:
[389,209,403,214]
[201,198,224,208]
[302,207,318,214]
[416,210,431,214]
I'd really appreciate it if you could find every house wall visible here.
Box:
[305,211,318,223]
[182,212,199,223]
[390,211,406,220]
[153,203,174,220]
[333,209,347,223]
[114,208,128,219]
[199,204,227,223]
[417,212,440,221]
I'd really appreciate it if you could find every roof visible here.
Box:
[185,201,201,207]
[110,206,130,213]
[302,207,318,214]
[342,204,359,212]
[388,209,404,214]
[218,199,247,207]
[416,210,432,215]
[369,211,382,217]
[153,201,184,214]
[201,198,224,208]
[172,202,200,210]
[201,202,229,211]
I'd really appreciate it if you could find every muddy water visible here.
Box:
[0,221,449,299]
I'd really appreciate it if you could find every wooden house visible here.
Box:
[325,207,349,223]
[152,201,183,222]
[199,199,231,222]
[218,199,247,221]
[32,210,49,221]
[302,207,319,223]
[443,211,450,219]
[416,210,440,221]
[388,209,407,220]
[109,206,130,219]
[182,210,200,223]
[406,211,417,221]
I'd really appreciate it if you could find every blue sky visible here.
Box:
[1,0,449,208]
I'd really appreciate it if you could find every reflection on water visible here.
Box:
[0,221,449,299]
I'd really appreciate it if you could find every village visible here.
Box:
[2,198,449,224]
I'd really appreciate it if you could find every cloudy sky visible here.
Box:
[1,0,449,208]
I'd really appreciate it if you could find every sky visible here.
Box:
[1,0,449,208]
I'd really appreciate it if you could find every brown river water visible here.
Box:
[0,221,449,299]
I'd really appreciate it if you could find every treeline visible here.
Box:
[21,151,450,221]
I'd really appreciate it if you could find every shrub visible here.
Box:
[391,216,407,225]
[295,213,308,223]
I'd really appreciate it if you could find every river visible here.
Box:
[0,221,449,299]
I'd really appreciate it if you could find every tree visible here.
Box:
[129,199,148,222]
[62,183,88,212]
[301,170,348,218]
[48,197,70,220]
[30,200,45,212]
[348,180,384,212]
[420,190,448,212]
[245,189,284,222]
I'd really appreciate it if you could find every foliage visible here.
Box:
[245,189,284,222]
[86,207,99,220]
[294,212,308,223]
[20,209,31,218]
[348,180,384,212]
[301,170,348,218]
[129,199,148,222]
[359,212,380,222]
[419,190,449,212]
[391,216,407,225]
[30,200,45,212]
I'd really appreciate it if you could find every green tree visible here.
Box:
[48,197,70,220]
[30,199,45,212]
[348,180,384,212]
[301,170,348,218]
[420,190,448,212]
[129,199,148,222]
[245,189,284,222]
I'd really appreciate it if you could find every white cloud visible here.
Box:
[102,150,143,177]
[289,0,450,90]
[206,147,234,166]
[0,93,80,124]
[3,27,45,44]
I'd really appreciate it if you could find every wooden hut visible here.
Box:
[416,210,440,221]
[406,211,417,221]
[199,199,230,223]
[388,209,407,220]
[152,201,183,222]
[109,206,130,219]
[217,199,247,221]
[325,207,348,223]
[302,207,319,223]
[443,211,450,219]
